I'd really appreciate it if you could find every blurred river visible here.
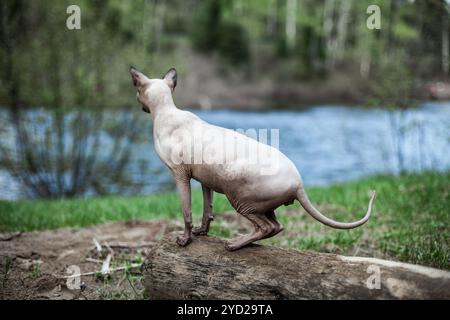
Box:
[0,101,449,200]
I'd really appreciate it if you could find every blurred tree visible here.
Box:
[416,0,450,75]
[190,0,249,66]
[285,0,298,49]
[368,54,417,172]
[190,0,222,52]
[219,21,250,65]
[2,0,449,105]
[0,0,152,198]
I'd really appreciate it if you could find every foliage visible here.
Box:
[1,0,447,109]
[218,21,250,65]
[190,0,222,52]
[190,0,250,66]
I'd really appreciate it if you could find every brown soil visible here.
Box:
[0,214,253,300]
[0,220,180,300]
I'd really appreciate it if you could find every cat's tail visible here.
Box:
[296,187,376,229]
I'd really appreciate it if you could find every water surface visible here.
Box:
[0,102,449,199]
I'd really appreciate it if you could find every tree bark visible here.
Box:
[142,232,450,300]
[285,0,297,49]
[442,6,449,74]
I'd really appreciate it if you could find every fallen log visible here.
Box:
[142,232,450,299]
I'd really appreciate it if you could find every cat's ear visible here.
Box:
[162,67,177,92]
[130,66,149,87]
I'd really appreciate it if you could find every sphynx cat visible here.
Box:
[130,67,376,251]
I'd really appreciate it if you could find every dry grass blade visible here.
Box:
[52,264,141,279]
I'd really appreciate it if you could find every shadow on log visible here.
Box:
[142,232,450,299]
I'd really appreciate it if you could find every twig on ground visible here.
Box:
[104,242,114,254]
[106,242,155,249]
[101,254,112,275]
[92,238,102,252]
[52,263,141,279]
[0,232,22,241]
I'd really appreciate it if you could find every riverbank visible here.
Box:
[148,45,436,110]
[1,171,448,270]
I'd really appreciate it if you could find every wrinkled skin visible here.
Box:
[130,67,376,251]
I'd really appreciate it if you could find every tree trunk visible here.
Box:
[285,0,297,49]
[142,232,450,300]
[442,6,449,74]
[323,0,335,70]
[335,0,351,59]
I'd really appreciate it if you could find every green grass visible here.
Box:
[265,171,450,270]
[0,171,449,270]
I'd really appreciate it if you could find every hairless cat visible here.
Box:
[130,67,376,251]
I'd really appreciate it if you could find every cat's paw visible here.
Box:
[176,234,192,247]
